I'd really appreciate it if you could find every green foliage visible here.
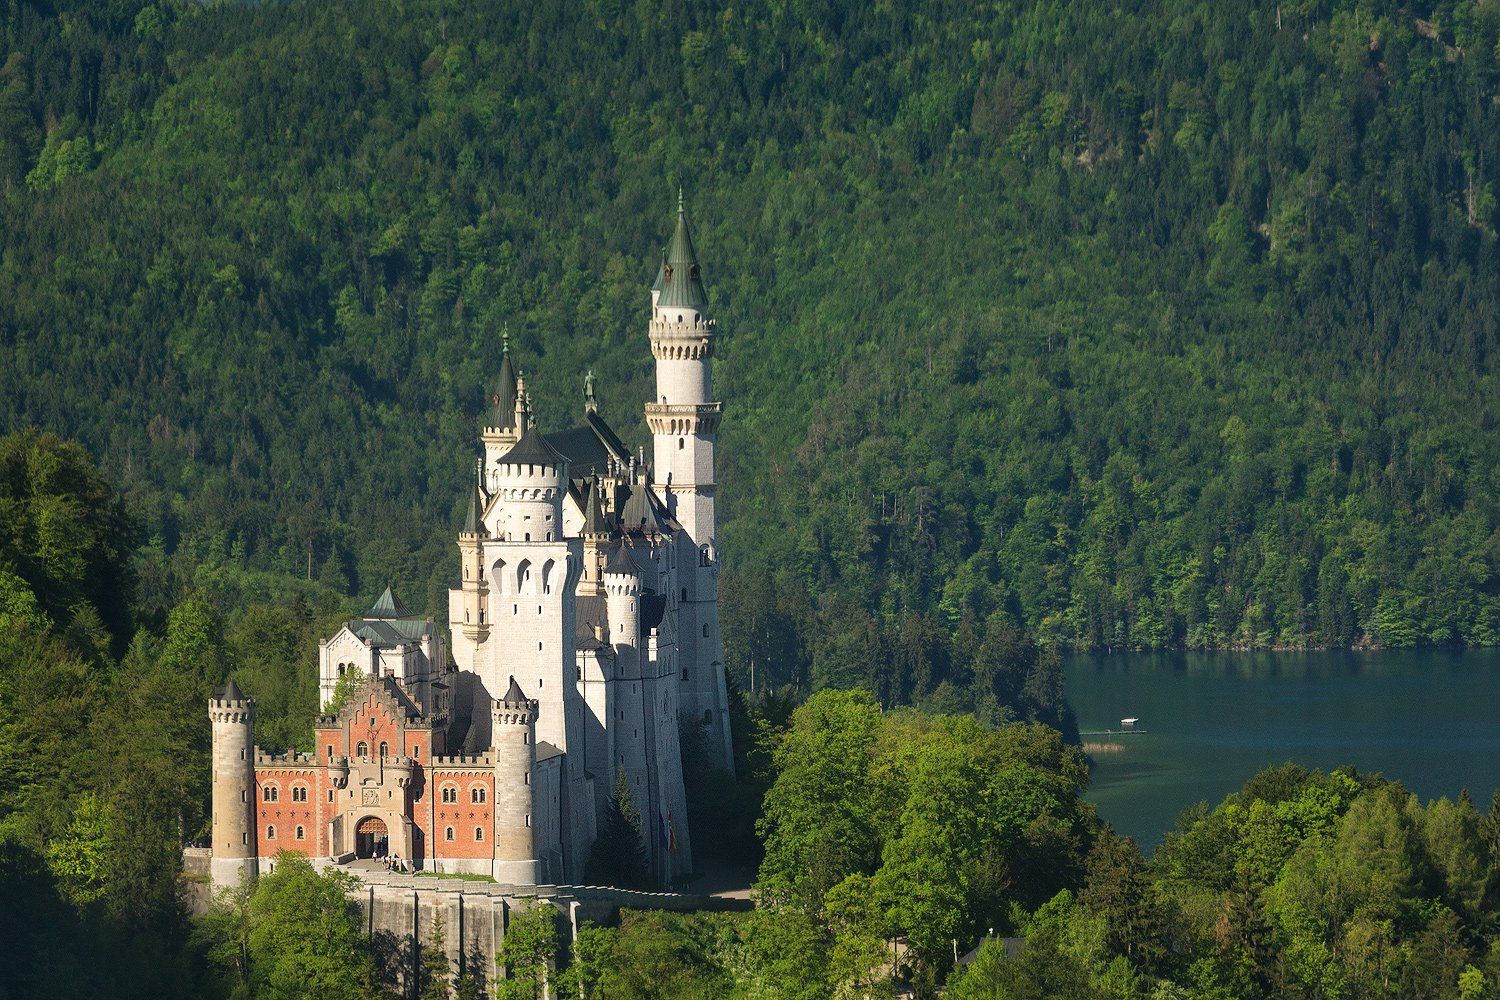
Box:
[494,905,560,1000]
[215,853,384,999]
[585,769,652,889]
[756,690,1095,984]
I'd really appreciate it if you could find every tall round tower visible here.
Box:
[493,386,568,543]
[492,676,539,885]
[209,677,257,888]
[645,190,734,773]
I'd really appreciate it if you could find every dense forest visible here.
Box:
[6,433,1497,998]
[0,0,1495,713]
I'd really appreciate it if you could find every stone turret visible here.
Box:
[209,677,257,888]
[492,677,538,885]
[493,391,567,543]
[604,542,642,677]
[458,468,490,640]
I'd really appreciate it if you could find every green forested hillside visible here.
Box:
[1,0,1497,706]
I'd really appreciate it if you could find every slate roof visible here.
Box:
[534,741,565,764]
[657,191,710,311]
[217,676,244,701]
[544,409,633,478]
[618,482,677,536]
[501,675,531,706]
[499,425,567,467]
[604,541,641,576]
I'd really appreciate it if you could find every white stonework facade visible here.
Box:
[210,200,733,890]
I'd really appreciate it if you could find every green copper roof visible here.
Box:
[650,247,666,292]
[583,476,609,536]
[488,333,517,429]
[656,191,709,311]
[367,586,412,619]
[463,484,480,533]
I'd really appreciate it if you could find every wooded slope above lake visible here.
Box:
[0,0,1496,700]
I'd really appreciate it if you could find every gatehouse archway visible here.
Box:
[355,816,389,859]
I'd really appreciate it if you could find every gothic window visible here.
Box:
[262,786,278,803]
[442,785,457,803]
[292,785,308,802]
[475,827,484,842]
[471,786,486,804]
[295,826,305,840]
[445,827,454,842]
[356,741,369,757]
[266,825,276,840]
[378,741,389,758]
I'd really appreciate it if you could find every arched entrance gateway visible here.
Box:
[355,816,389,859]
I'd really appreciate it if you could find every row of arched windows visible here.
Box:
[265,825,305,841]
[439,784,487,804]
[263,784,310,802]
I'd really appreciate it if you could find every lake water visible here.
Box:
[1065,649,1500,850]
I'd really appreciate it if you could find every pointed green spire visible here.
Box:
[656,190,709,311]
[463,482,479,534]
[489,325,518,429]
[584,475,609,536]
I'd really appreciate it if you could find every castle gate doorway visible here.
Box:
[355,817,389,859]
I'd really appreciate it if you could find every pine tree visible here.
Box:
[583,770,650,889]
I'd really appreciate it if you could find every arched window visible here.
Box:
[442,785,457,804]
[474,827,484,842]
[295,825,305,841]
[471,786,486,804]
[702,624,710,637]
[681,588,688,602]
[678,437,684,450]
[266,825,276,840]
[292,785,308,802]
[445,827,455,842]
[356,741,369,757]
[262,786,278,803]
[338,663,346,676]
[378,741,389,758]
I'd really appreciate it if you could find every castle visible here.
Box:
[208,196,733,889]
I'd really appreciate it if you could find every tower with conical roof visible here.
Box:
[457,467,490,642]
[480,330,521,493]
[492,676,539,884]
[645,191,733,773]
[209,677,257,888]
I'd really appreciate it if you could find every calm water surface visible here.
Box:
[1066,649,1500,849]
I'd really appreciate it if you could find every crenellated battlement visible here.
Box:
[645,401,722,436]
[431,753,495,768]
[649,316,716,360]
